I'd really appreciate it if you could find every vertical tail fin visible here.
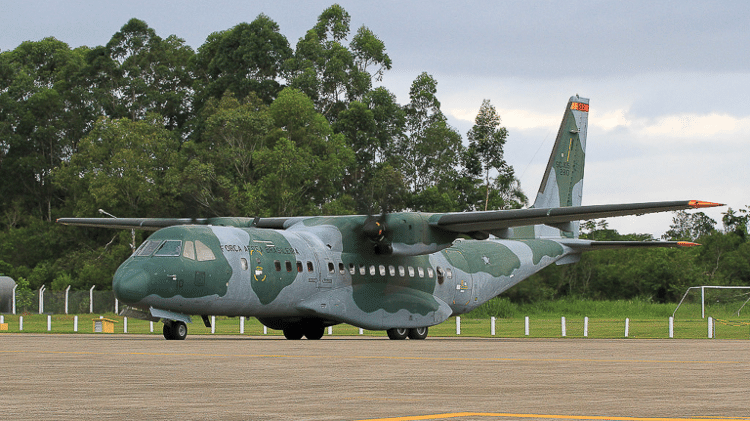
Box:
[512,96,589,239]
[533,95,589,210]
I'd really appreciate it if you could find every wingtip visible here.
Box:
[688,200,724,209]
[677,241,701,247]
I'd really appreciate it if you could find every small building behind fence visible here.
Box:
[0,275,16,313]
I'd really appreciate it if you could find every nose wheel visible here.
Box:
[163,320,188,340]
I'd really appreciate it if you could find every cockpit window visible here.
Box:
[154,240,182,257]
[135,241,161,257]
[183,241,196,260]
[195,240,216,262]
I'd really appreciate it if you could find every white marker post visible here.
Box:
[328,326,333,335]
[524,316,530,336]
[211,315,216,334]
[708,317,713,339]
[19,316,23,331]
[65,285,71,314]
[47,315,51,331]
[456,316,461,335]
[561,317,566,337]
[669,317,674,338]
[491,317,496,336]
[240,316,245,334]
[74,315,78,332]
[584,317,589,337]
[625,318,630,338]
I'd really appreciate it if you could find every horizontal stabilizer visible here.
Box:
[559,239,701,251]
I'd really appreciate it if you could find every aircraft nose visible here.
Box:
[113,264,150,305]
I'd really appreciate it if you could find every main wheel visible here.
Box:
[162,323,174,340]
[408,327,428,340]
[304,325,325,340]
[172,321,187,340]
[283,326,304,340]
[387,327,409,340]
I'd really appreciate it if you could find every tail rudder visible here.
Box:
[514,95,588,239]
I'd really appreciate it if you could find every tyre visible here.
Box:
[304,326,325,340]
[172,321,187,340]
[407,327,428,340]
[283,326,304,340]
[386,327,409,340]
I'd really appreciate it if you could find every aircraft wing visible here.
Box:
[432,200,721,234]
[56,217,211,231]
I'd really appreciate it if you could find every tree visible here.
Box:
[466,99,524,210]
[662,211,717,241]
[55,115,182,217]
[0,38,89,222]
[84,19,194,130]
[181,92,274,216]
[192,14,292,107]
[286,4,391,119]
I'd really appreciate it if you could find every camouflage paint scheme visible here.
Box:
[59,96,722,340]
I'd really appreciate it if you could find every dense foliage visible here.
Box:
[1,5,748,302]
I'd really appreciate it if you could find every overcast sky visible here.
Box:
[3,0,747,237]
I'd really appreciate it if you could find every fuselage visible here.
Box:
[113,221,573,331]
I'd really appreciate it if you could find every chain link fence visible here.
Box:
[13,290,115,314]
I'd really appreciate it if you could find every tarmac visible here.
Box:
[0,334,749,421]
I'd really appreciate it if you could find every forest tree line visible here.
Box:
[1,4,748,303]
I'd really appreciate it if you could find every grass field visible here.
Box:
[2,311,749,339]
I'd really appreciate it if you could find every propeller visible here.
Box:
[363,211,392,255]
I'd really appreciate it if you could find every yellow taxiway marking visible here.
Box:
[0,349,747,366]
[356,413,750,421]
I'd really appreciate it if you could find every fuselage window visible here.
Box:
[297,261,304,272]
[286,261,293,272]
[154,240,182,257]
[398,266,405,277]
[195,240,216,262]
[339,262,345,275]
[359,264,366,275]
[446,268,453,279]
[427,268,434,278]
[418,267,425,278]
[379,265,386,276]
[182,241,196,260]
[241,258,248,271]
[388,265,396,277]
[135,240,161,257]
[437,267,445,285]
[328,262,335,274]
[274,260,281,271]
[348,263,356,275]
[408,266,415,277]
[369,265,376,276]
[307,261,314,272]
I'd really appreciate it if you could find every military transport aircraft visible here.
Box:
[58,96,721,340]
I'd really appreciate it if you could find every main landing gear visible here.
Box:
[163,320,187,340]
[386,327,428,340]
[283,325,325,340]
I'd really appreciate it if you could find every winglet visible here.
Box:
[688,200,724,209]
[677,241,701,247]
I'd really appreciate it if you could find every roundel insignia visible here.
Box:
[254,266,266,282]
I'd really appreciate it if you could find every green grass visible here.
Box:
[2,307,749,339]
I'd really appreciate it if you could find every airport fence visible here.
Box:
[1,313,749,339]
